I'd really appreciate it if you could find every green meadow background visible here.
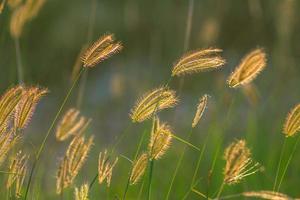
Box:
[0,0,300,199]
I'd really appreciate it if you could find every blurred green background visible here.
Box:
[1,0,300,199]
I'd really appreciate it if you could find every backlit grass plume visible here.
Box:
[56,108,91,141]
[148,117,172,160]
[192,94,208,128]
[14,86,48,130]
[6,151,28,198]
[243,190,291,200]
[98,150,118,187]
[130,87,178,123]
[171,48,225,76]
[129,153,148,185]
[227,48,267,88]
[0,129,19,166]
[56,135,93,194]
[0,86,23,132]
[81,34,123,68]
[223,139,260,185]
[283,103,300,137]
[74,184,89,200]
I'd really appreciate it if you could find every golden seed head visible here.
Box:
[98,149,118,187]
[74,184,89,200]
[171,48,226,77]
[192,94,208,128]
[56,135,93,194]
[6,151,29,198]
[130,87,178,123]
[129,153,148,185]
[283,103,300,137]
[223,139,260,185]
[243,191,291,200]
[0,86,24,131]
[81,34,123,68]
[56,108,91,141]
[0,129,20,166]
[14,86,48,130]
[148,117,172,160]
[227,48,267,88]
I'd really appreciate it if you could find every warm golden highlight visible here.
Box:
[283,103,300,137]
[81,34,123,68]
[223,139,260,185]
[243,191,291,200]
[130,87,178,123]
[227,48,267,88]
[171,48,225,76]
[129,153,148,185]
[98,150,118,187]
[0,129,19,166]
[192,94,208,128]
[74,184,89,200]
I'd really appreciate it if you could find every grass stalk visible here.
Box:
[147,160,154,200]
[273,137,287,190]
[14,37,24,84]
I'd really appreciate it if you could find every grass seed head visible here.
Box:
[98,149,118,187]
[283,103,300,137]
[130,87,178,123]
[192,94,208,128]
[0,129,20,166]
[129,153,148,185]
[171,48,225,77]
[243,190,291,200]
[74,184,89,200]
[227,48,267,88]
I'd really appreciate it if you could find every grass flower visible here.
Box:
[243,190,291,200]
[98,150,118,187]
[74,184,89,200]
[0,129,19,166]
[283,103,300,137]
[192,94,208,128]
[129,153,148,185]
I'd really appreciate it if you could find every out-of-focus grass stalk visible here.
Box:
[14,37,24,84]
[147,160,154,200]
[273,138,287,190]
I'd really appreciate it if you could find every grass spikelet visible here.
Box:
[192,94,208,128]
[56,135,93,194]
[148,118,172,160]
[0,86,23,132]
[74,184,89,200]
[130,87,178,123]
[56,108,91,141]
[0,129,19,166]
[14,86,48,130]
[223,139,260,185]
[98,150,118,187]
[129,153,148,185]
[6,151,28,198]
[283,103,300,137]
[81,34,123,68]
[243,190,291,200]
[227,48,267,88]
[171,48,226,76]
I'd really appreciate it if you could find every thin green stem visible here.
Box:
[14,37,24,84]
[171,133,200,151]
[147,160,154,200]
[272,138,287,190]
[192,188,211,200]
[216,182,225,199]
[277,135,300,191]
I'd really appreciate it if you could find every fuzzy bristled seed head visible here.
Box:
[148,118,172,160]
[243,191,291,200]
[98,150,118,187]
[74,184,89,200]
[14,86,48,130]
[6,151,28,198]
[10,0,46,38]
[0,129,19,166]
[130,87,178,123]
[56,108,91,141]
[0,86,24,132]
[283,103,300,137]
[192,94,209,128]
[129,153,148,185]
[56,135,93,194]
[227,48,267,88]
[171,48,226,77]
[223,139,260,185]
[81,34,122,68]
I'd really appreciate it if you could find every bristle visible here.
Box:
[130,87,178,123]
[192,94,208,128]
[227,48,267,88]
[81,34,123,68]
[0,129,19,166]
[98,150,118,187]
[171,48,226,76]
[283,103,300,137]
[223,139,260,185]
[56,108,91,141]
[74,184,89,200]
[129,153,148,185]
[243,190,291,200]
[148,118,172,160]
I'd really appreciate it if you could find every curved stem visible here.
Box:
[272,138,286,190]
